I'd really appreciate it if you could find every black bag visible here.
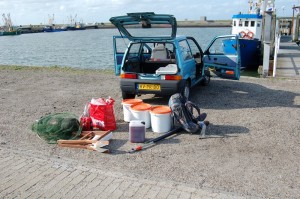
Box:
[168,93,200,133]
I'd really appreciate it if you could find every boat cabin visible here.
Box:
[231,14,263,40]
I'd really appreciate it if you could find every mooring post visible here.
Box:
[262,11,273,77]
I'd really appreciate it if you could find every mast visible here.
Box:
[48,14,54,25]
[2,13,11,32]
[248,0,263,15]
[7,13,12,31]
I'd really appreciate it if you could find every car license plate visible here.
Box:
[138,84,161,91]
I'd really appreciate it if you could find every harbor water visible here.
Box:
[0,28,230,69]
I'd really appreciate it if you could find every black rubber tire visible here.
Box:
[202,70,211,86]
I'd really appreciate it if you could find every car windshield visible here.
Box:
[110,13,177,41]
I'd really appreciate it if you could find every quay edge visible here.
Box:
[18,20,231,34]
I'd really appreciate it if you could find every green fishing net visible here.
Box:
[31,112,80,144]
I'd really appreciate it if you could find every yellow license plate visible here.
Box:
[138,84,161,91]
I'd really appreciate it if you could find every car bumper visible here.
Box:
[120,79,186,96]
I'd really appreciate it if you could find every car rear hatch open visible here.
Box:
[109,12,177,42]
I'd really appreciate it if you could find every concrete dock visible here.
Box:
[275,35,300,78]
[0,35,299,199]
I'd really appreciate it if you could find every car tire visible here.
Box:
[122,92,135,99]
[202,70,210,86]
[182,80,190,100]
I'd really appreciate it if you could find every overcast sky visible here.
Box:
[0,0,299,25]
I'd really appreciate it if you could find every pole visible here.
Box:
[273,33,280,77]
[262,11,273,77]
[292,6,300,41]
[292,5,295,40]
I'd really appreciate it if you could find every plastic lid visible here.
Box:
[129,120,145,127]
[122,98,143,105]
[150,106,171,114]
[130,103,152,111]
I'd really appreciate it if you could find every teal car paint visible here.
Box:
[110,12,241,99]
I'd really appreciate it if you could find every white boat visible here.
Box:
[225,0,275,70]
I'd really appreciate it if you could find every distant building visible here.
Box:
[200,16,207,22]
[278,18,292,35]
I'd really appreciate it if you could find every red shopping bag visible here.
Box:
[80,116,92,131]
[89,98,116,131]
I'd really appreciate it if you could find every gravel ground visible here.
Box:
[0,66,299,198]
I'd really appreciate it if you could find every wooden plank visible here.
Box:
[57,140,109,145]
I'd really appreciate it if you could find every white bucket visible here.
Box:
[150,106,172,133]
[121,99,143,122]
[130,103,152,128]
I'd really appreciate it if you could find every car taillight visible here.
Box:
[120,73,137,79]
[225,70,235,75]
[164,75,182,80]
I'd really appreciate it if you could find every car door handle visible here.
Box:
[213,58,217,61]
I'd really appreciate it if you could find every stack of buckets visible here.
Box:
[121,99,172,143]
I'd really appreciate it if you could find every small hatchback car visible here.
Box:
[110,12,240,99]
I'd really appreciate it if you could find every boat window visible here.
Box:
[251,21,255,27]
[244,21,249,27]
[233,21,236,27]
[257,22,261,27]
[239,20,242,27]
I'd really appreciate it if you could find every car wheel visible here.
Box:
[202,70,211,86]
[122,92,135,99]
[182,80,190,100]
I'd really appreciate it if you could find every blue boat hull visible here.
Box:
[224,39,261,70]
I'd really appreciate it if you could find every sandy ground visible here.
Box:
[0,66,299,198]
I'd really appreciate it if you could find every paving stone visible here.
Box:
[108,188,124,199]
[88,176,115,198]
[33,169,72,198]
[179,191,192,199]
[131,184,152,199]
[156,187,172,199]
[66,173,98,199]
[22,165,67,198]
[2,164,56,198]
[0,148,248,199]
[47,169,83,198]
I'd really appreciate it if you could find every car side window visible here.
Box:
[115,37,130,54]
[187,38,202,59]
[179,40,193,61]
[127,43,141,59]
[129,43,141,54]
[141,43,152,60]
[208,37,234,55]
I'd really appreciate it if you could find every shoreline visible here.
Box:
[0,64,261,78]
[18,20,231,34]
